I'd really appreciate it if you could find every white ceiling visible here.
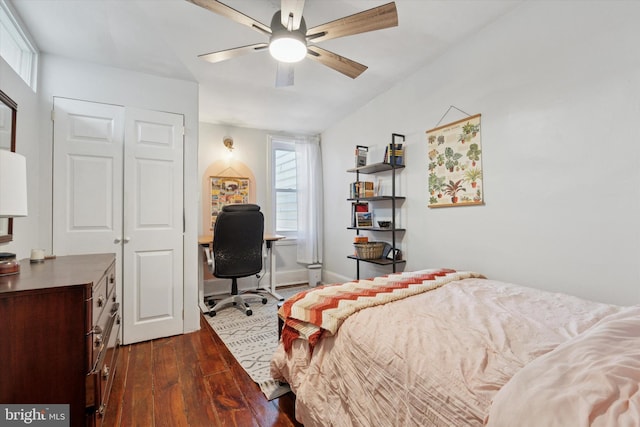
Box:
[11,0,521,134]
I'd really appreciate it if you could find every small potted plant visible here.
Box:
[444,147,462,172]
[442,179,466,203]
[466,143,481,167]
[464,168,482,188]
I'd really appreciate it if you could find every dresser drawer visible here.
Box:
[90,301,119,374]
[92,263,115,329]
[87,302,120,413]
[97,319,121,425]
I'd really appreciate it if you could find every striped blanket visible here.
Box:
[279,269,484,352]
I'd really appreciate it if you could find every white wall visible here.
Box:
[198,122,308,296]
[321,1,640,305]
[36,54,201,332]
[0,58,41,260]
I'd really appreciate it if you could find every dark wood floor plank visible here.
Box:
[103,314,300,427]
[153,337,190,427]
[177,333,221,427]
[193,316,229,375]
[120,341,155,427]
[205,371,260,427]
[199,314,289,425]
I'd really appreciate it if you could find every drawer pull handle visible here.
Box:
[97,295,105,307]
[110,302,120,315]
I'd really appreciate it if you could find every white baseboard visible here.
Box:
[319,269,351,286]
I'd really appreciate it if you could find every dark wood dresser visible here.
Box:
[0,253,120,427]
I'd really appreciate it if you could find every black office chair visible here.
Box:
[203,204,267,316]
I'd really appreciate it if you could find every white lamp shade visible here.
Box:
[0,150,28,217]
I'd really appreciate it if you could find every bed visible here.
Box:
[270,269,640,427]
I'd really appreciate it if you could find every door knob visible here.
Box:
[123,236,131,243]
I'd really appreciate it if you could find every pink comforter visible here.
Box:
[270,275,621,427]
[485,305,640,427]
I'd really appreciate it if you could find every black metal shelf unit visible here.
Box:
[348,133,406,279]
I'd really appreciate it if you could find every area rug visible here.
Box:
[205,285,309,400]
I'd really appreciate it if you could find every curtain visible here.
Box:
[295,135,323,264]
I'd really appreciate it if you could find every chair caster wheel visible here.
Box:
[261,298,268,304]
[209,311,216,317]
[246,309,253,316]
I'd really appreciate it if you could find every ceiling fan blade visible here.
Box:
[198,43,268,63]
[185,0,271,35]
[306,45,367,79]
[280,0,305,30]
[276,62,295,87]
[306,2,398,43]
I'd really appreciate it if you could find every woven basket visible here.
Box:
[354,242,385,260]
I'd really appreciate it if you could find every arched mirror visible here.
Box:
[0,89,17,243]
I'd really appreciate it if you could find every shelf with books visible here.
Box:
[347,133,406,279]
[346,163,405,174]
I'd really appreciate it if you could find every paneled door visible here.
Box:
[121,107,184,344]
[52,98,184,344]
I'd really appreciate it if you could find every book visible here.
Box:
[355,145,368,167]
[350,181,375,198]
[351,202,369,226]
[355,211,373,228]
[383,143,404,166]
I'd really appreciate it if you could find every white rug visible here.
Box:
[205,285,309,400]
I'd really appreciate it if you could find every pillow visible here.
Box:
[485,306,640,427]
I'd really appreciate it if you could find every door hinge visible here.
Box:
[51,109,55,121]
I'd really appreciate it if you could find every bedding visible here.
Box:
[270,269,627,427]
[485,305,640,427]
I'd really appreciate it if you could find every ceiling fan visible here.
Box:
[185,0,398,86]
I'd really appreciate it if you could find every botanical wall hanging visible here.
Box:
[426,113,484,207]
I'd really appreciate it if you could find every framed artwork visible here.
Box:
[209,176,250,230]
[426,113,484,208]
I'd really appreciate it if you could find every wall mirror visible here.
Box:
[0,89,17,243]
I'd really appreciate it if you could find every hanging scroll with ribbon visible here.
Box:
[426,113,484,208]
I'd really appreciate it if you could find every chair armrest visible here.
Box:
[203,245,213,268]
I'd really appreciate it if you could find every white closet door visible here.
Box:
[53,98,184,344]
[121,107,184,344]
[52,97,124,257]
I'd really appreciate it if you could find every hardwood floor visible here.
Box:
[103,315,303,427]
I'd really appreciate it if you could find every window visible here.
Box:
[270,137,297,238]
[0,0,38,89]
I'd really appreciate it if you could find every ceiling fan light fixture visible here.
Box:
[269,35,306,63]
[269,10,307,63]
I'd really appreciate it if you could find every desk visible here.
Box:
[198,234,285,312]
